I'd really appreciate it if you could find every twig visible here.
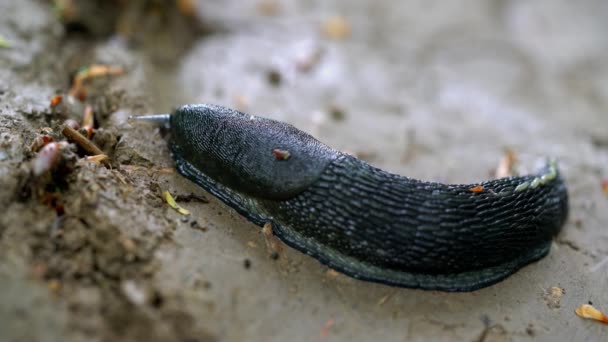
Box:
[62,125,109,166]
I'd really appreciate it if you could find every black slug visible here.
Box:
[133,104,568,292]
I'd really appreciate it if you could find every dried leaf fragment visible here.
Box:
[50,95,63,108]
[256,0,281,16]
[0,35,11,48]
[495,148,518,178]
[84,154,108,164]
[176,0,196,17]
[164,190,190,215]
[322,16,351,39]
[62,125,108,167]
[273,149,291,160]
[319,318,335,342]
[82,104,94,127]
[69,64,124,100]
[601,179,608,196]
[576,304,608,324]
[80,105,95,138]
[262,222,282,257]
[469,185,484,193]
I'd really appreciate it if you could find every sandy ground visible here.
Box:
[1,0,607,341]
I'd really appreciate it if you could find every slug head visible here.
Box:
[169,104,338,200]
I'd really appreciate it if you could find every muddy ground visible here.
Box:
[1,0,607,341]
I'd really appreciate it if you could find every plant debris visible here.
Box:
[272,149,291,160]
[544,286,565,310]
[176,0,197,17]
[495,148,518,178]
[163,190,190,215]
[0,35,11,48]
[262,222,282,258]
[84,154,108,164]
[50,95,63,108]
[322,16,351,40]
[69,64,124,101]
[256,0,281,16]
[318,318,336,342]
[62,125,108,166]
[81,104,95,138]
[575,304,608,324]
[377,290,397,306]
[469,185,485,193]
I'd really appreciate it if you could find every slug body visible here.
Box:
[151,104,568,291]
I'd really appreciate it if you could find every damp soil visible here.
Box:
[1,1,215,341]
[1,1,607,342]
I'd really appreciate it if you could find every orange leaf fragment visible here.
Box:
[322,16,351,39]
[69,64,124,100]
[575,304,608,324]
[601,179,608,195]
[469,185,484,193]
[272,149,291,160]
[50,95,63,108]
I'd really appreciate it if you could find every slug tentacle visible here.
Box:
[129,114,171,129]
[146,104,568,292]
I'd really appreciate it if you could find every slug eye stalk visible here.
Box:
[129,114,171,129]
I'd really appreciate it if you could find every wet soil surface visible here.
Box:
[1,1,607,341]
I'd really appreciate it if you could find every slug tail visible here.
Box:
[128,114,171,129]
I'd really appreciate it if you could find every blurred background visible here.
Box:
[1,1,607,341]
